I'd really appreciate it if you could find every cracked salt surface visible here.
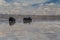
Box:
[0,22,60,40]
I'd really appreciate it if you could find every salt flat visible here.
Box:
[0,21,60,40]
[0,0,60,40]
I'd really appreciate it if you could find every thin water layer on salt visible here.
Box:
[0,22,60,40]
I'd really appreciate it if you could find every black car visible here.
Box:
[23,17,32,24]
[9,17,16,26]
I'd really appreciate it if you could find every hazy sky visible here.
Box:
[0,0,59,6]
[0,0,60,15]
[4,0,60,4]
[4,0,48,4]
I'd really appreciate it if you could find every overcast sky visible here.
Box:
[0,0,59,6]
[0,0,60,15]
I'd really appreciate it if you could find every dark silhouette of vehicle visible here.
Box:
[9,17,16,26]
[23,17,32,24]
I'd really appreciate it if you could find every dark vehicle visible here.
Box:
[9,17,16,26]
[23,17,32,24]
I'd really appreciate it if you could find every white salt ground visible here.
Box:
[0,22,60,40]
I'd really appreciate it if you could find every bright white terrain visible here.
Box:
[0,22,60,40]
